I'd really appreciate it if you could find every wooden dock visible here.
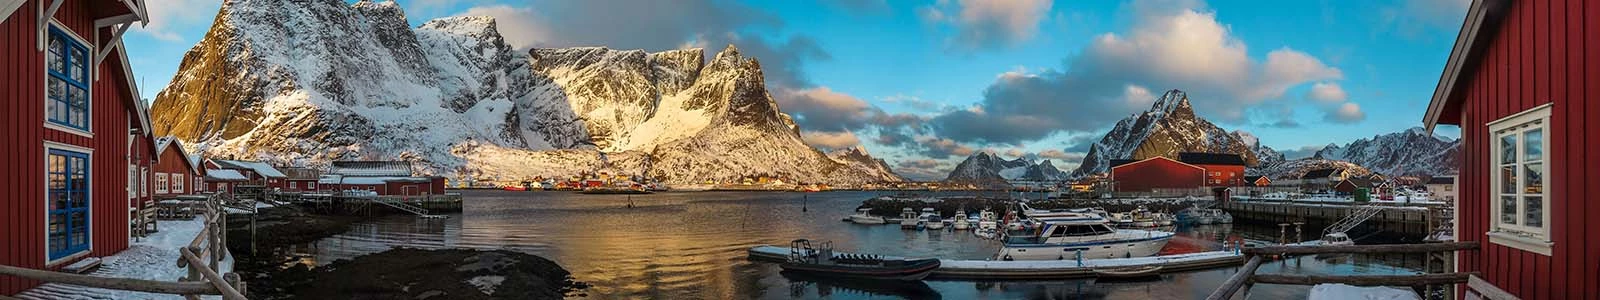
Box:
[1219,200,1440,235]
[746,245,1245,280]
[285,192,464,215]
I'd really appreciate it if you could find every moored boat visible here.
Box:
[1093,265,1165,281]
[849,208,886,224]
[995,218,1174,261]
[952,210,971,230]
[780,239,940,281]
[925,215,946,230]
[502,185,528,192]
[899,208,919,229]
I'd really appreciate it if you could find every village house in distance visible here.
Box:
[1424,0,1600,298]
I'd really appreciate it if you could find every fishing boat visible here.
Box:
[502,185,528,192]
[1321,232,1355,246]
[899,208,920,229]
[951,210,971,230]
[994,218,1174,261]
[1154,212,1174,226]
[849,208,886,224]
[917,208,937,230]
[925,215,946,230]
[974,209,1000,238]
[780,239,940,281]
[1212,209,1234,224]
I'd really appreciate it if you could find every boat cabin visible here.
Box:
[1007,220,1117,245]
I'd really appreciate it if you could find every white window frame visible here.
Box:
[155,173,168,194]
[173,173,185,194]
[195,177,204,193]
[41,20,94,138]
[140,167,148,197]
[1487,103,1553,256]
[127,165,136,200]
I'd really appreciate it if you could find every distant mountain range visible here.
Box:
[148,0,901,184]
[944,152,1069,184]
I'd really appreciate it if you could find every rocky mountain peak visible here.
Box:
[1070,88,1258,177]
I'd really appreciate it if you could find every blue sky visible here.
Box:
[123,0,1469,180]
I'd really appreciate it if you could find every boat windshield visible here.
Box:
[1048,224,1115,237]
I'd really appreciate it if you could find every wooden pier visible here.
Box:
[273,192,464,216]
[747,245,1246,280]
[1205,242,1491,300]
[1219,200,1441,235]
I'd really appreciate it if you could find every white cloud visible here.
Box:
[1121,84,1155,109]
[801,131,862,150]
[131,0,222,42]
[919,0,1053,50]
[1307,82,1349,103]
[1038,149,1084,161]
[1327,102,1366,123]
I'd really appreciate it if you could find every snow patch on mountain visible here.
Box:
[1311,127,1460,176]
[1071,89,1259,177]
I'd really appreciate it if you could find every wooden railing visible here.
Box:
[1205,242,1480,300]
[0,192,247,299]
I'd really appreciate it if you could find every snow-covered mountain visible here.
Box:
[827,147,905,182]
[943,152,1067,183]
[945,152,1030,184]
[149,0,899,184]
[1247,158,1373,180]
[1311,127,1461,176]
[1070,89,1259,177]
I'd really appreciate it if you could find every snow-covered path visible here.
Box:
[14,216,235,300]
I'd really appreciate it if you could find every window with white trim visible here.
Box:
[1489,104,1553,255]
[196,177,205,193]
[173,174,185,194]
[127,165,136,199]
[140,168,148,197]
[155,172,168,194]
[46,26,90,131]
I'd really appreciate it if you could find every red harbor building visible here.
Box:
[1176,152,1248,186]
[1109,156,1205,192]
[321,161,445,196]
[1424,0,1600,297]
[0,0,155,294]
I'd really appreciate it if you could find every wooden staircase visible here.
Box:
[1325,204,1385,236]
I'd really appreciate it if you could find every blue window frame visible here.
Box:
[46,26,89,131]
[47,149,90,261]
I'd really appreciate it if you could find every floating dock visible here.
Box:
[747,245,1244,280]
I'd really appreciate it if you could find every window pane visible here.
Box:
[50,174,64,189]
[48,51,62,74]
[70,48,85,82]
[1501,196,1517,225]
[1525,197,1543,228]
[1525,163,1543,194]
[72,157,85,176]
[48,34,62,54]
[1501,134,1517,164]
[51,192,65,210]
[70,190,85,207]
[48,77,64,100]
[1501,165,1517,194]
[1525,129,1543,162]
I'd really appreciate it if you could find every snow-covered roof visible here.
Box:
[280,167,322,180]
[319,175,432,185]
[205,169,248,181]
[212,160,287,178]
[329,161,413,177]
[154,136,200,172]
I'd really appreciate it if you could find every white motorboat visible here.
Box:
[1154,212,1174,226]
[849,208,885,224]
[952,210,971,230]
[1321,232,1355,246]
[995,218,1174,261]
[916,208,937,230]
[899,208,919,229]
[926,215,946,230]
[974,209,1000,238]
[1212,209,1234,224]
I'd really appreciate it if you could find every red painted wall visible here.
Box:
[285,179,318,191]
[1110,158,1204,192]
[1196,164,1246,186]
[152,143,197,196]
[1,1,144,294]
[1446,0,1600,298]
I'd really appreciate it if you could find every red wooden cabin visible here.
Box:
[1177,152,1248,186]
[1424,0,1600,298]
[151,136,200,197]
[1109,156,1205,192]
[0,0,154,295]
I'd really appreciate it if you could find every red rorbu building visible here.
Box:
[0,0,154,295]
[321,161,446,196]
[151,136,200,198]
[1423,0,1600,298]
[210,159,286,188]
[202,162,247,195]
[1177,152,1248,186]
[1109,157,1205,192]
[280,167,321,192]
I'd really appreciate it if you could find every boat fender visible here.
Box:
[1002,254,1013,261]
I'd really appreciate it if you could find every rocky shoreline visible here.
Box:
[225,205,588,299]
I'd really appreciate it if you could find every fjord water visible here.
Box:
[293,191,1430,299]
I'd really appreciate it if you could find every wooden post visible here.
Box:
[0,265,221,295]
[1251,272,1476,286]
[1206,255,1263,300]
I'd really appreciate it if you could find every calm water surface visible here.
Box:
[290,191,1431,299]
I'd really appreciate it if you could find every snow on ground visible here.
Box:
[23,216,235,300]
[1308,284,1420,300]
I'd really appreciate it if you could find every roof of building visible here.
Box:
[1425,0,1511,131]
[1244,176,1268,183]
[154,136,200,172]
[319,175,432,185]
[1110,159,1137,168]
[1428,176,1456,185]
[329,161,414,177]
[1340,177,1374,188]
[205,169,248,181]
[212,160,288,178]
[1302,168,1343,179]
[280,167,322,180]
[1110,156,1205,172]
[1177,152,1247,166]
